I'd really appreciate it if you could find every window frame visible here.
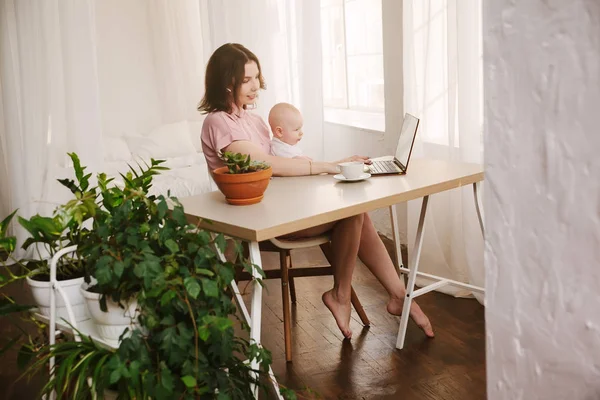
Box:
[320,0,385,132]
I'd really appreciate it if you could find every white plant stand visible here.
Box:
[32,245,118,400]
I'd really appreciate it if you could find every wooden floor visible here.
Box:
[249,245,486,400]
[0,243,486,400]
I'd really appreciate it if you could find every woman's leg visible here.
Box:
[357,213,434,337]
[320,213,364,339]
[279,216,364,339]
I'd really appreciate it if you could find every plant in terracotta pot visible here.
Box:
[212,151,272,205]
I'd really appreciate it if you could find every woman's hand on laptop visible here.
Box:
[335,155,372,165]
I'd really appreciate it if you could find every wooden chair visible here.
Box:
[237,235,370,362]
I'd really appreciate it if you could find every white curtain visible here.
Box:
[403,0,484,301]
[200,0,324,160]
[0,0,206,236]
[0,0,104,240]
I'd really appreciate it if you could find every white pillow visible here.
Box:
[127,121,196,159]
[188,119,204,153]
[161,153,206,169]
[104,137,132,161]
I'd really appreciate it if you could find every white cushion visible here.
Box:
[126,121,196,159]
[104,137,132,161]
[188,119,204,153]
[161,153,206,169]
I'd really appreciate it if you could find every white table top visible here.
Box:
[179,158,484,241]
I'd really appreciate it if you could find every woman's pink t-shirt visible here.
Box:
[201,106,272,172]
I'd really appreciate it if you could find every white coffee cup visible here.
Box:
[338,161,364,180]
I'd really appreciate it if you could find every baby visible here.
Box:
[268,102,312,160]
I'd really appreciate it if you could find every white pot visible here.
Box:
[26,272,88,322]
[80,285,139,343]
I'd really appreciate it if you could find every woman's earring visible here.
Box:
[226,88,232,93]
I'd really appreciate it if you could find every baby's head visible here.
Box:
[268,103,304,145]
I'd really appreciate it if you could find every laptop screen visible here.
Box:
[394,114,419,169]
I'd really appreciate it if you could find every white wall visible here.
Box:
[485,1,600,399]
[323,0,407,242]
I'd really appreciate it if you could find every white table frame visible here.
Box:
[179,159,485,399]
[392,182,485,349]
[214,185,485,397]
[212,239,283,399]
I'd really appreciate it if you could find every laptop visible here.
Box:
[368,113,420,175]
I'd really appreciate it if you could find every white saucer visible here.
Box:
[333,173,371,182]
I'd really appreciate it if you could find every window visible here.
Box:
[320,0,385,131]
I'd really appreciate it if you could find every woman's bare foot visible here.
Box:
[387,297,435,338]
[322,289,353,339]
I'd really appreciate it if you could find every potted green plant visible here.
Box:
[212,151,272,205]
[2,153,99,322]
[20,155,292,399]
[0,211,37,358]
[78,159,167,343]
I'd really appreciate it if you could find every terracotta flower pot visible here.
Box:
[212,166,272,205]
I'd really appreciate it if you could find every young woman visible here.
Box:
[198,43,434,339]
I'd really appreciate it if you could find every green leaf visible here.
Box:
[157,199,168,219]
[217,392,232,400]
[133,262,145,278]
[113,260,125,278]
[215,234,227,253]
[181,375,197,388]
[195,268,214,277]
[34,215,63,236]
[17,344,34,370]
[160,315,175,325]
[0,209,17,237]
[95,257,113,286]
[57,178,79,195]
[164,239,179,254]
[0,237,16,254]
[161,366,174,392]
[16,216,38,240]
[0,298,33,316]
[109,369,121,385]
[160,290,177,306]
[184,277,201,299]
[139,222,150,234]
[214,317,233,331]
[129,360,141,382]
[69,152,84,183]
[198,325,210,341]
[201,278,219,298]
[216,265,234,283]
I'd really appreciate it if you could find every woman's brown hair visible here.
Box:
[198,43,266,114]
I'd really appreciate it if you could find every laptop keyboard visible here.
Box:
[369,160,402,174]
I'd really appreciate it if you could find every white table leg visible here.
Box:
[396,196,429,349]
[389,204,404,272]
[247,241,263,397]
[473,182,485,238]
[212,236,282,399]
